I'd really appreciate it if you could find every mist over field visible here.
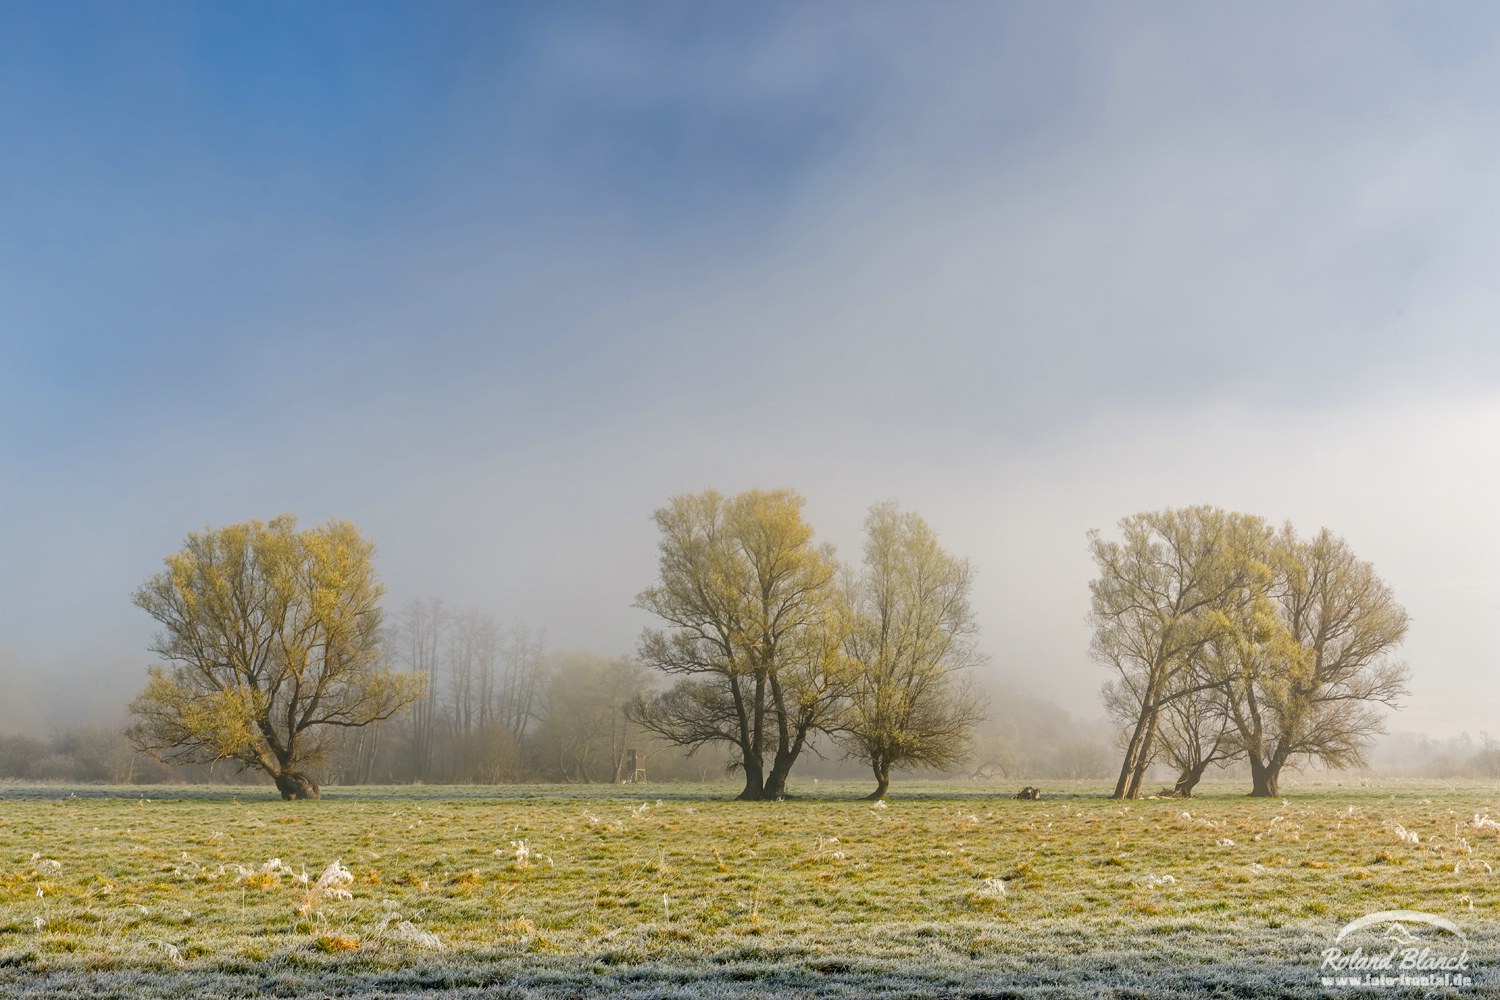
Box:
[3,4,1498,766]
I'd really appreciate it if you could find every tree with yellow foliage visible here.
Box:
[1093,508,1409,799]
[632,489,848,800]
[1224,526,1409,797]
[835,502,986,800]
[128,516,425,799]
[1089,506,1277,799]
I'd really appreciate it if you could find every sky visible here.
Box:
[2,2,1497,741]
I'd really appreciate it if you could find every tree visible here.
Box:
[390,598,445,781]
[1094,510,1411,799]
[1103,673,1235,797]
[534,652,650,782]
[1223,527,1409,797]
[383,602,545,783]
[631,489,847,800]
[834,502,986,799]
[128,516,425,799]
[1089,507,1275,799]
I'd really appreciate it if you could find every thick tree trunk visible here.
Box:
[1247,756,1279,798]
[275,770,320,800]
[763,760,791,800]
[737,758,765,801]
[865,764,890,801]
[1174,763,1207,798]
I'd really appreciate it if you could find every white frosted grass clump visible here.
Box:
[375,905,444,951]
[1217,838,1236,847]
[580,811,624,834]
[297,860,354,916]
[1474,813,1500,832]
[499,839,553,869]
[235,858,295,879]
[976,877,1007,900]
[150,940,183,964]
[1392,824,1419,845]
[870,800,887,811]
[1142,874,1177,889]
[511,839,532,869]
[815,836,846,862]
[390,920,444,950]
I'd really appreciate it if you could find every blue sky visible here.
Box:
[3,2,1499,741]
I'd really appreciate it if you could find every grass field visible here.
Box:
[1,778,1497,997]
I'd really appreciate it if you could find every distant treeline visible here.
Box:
[4,717,1486,787]
[0,670,1119,787]
[1365,731,1500,780]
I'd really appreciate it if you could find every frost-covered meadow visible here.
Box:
[2,780,1497,997]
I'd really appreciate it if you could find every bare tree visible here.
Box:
[446,609,505,780]
[534,652,649,782]
[495,626,545,747]
[834,503,986,799]
[391,599,446,781]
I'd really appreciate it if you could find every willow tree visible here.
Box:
[1089,506,1275,800]
[835,503,986,799]
[1224,527,1409,797]
[129,516,425,800]
[632,489,847,800]
[1102,671,1236,798]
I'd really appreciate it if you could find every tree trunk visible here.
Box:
[275,770,321,800]
[865,763,890,801]
[1173,762,1207,798]
[1247,756,1279,797]
[1112,704,1157,800]
[737,757,765,801]
[1126,756,1148,799]
[763,759,791,800]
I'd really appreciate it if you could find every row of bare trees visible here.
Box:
[1091,507,1409,799]
[335,605,671,786]
[380,602,547,784]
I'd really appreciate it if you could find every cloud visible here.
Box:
[5,3,1499,741]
